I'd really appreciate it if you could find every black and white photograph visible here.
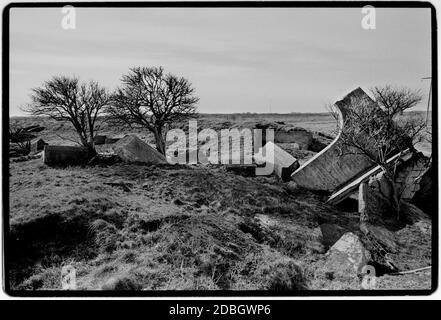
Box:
[2,1,436,295]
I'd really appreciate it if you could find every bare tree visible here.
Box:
[106,66,199,155]
[331,86,426,219]
[26,76,109,156]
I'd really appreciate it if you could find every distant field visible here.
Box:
[9,112,338,147]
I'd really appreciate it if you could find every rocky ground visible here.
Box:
[7,114,432,291]
[8,158,432,291]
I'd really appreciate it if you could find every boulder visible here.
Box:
[324,232,370,275]
[112,135,167,164]
[43,145,90,166]
[319,223,348,248]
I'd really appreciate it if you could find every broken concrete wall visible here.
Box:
[328,149,428,207]
[30,138,47,153]
[112,135,167,164]
[412,165,433,215]
[395,153,430,200]
[94,135,107,145]
[291,87,378,192]
[254,141,299,181]
[274,127,313,150]
[105,136,122,144]
[43,145,90,166]
[358,181,394,223]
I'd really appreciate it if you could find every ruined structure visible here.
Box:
[327,151,410,205]
[30,138,47,153]
[93,135,107,145]
[113,135,167,164]
[274,127,313,150]
[254,141,299,181]
[290,87,380,192]
[43,145,90,166]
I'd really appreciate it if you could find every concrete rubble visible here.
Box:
[324,232,370,275]
[30,138,47,154]
[112,134,167,164]
[93,135,107,145]
[254,141,299,181]
[274,127,312,150]
[43,145,90,166]
[290,87,379,192]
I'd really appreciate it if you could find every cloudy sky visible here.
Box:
[9,7,432,116]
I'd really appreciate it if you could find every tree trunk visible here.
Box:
[153,127,166,155]
[383,171,401,220]
[85,142,97,159]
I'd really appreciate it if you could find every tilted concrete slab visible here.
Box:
[254,141,299,181]
[113,135,167,164]
[290,87,378,192]
[327,150,410,205]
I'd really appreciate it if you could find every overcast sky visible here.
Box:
[9,7,432,116]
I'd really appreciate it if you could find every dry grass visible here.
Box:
[10,159,329,290]
[8,112,432,291]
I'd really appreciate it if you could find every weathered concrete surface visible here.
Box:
[291,87,378,192]
[413,165,433,215]
[324,232,370,275]
[254,142,300,181]
[327,151,409,205]
[358,180,394,223]
[328,149,430,209]
[43,145,90,166]
[30,138,47,153]
[93,135,107,145]
[112,135,167,164]
[395,152,430,200]
[274,127,313,150]
[105,136,123,144]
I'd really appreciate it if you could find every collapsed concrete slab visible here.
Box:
[327,150,410,205]
[43,145,90,166]
[395,152,430,200]
[327,149,430,206]
[112,135,167,164]
[290,87,380,192]
[254,141,299,181]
